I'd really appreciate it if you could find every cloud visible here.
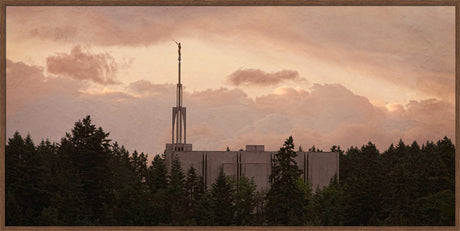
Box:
[7,6,197,47]
[7,6,454,104]
[254,84,380,132]
[388,99,454,143]
[46,46,119,85]
[416,75,455,103]
[188,87,251,106]
[7,76,454,162]
[6,6,455,158]
[126,80,174,97]
[6,59,84,116]
[227,69,306,86]
[283,7,455,102]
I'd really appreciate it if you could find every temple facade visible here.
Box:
[165,144,339,191]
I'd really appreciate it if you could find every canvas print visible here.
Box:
[5,6,455,226]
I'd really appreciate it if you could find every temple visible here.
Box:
[165,43,339,190]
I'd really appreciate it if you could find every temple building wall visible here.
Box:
[166,145,339,191]
[308,152,340,190]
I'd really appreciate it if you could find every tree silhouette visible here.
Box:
[266,136,308,225]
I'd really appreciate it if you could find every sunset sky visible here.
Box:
[6,6,455,159]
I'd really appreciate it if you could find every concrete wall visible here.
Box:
[293,152,307,181]
[240,151,275,191]
[165,147,339,192]
[245,145,265,152]
[174,151,204,175]
[205,151,238,186]
[307,152,339,190]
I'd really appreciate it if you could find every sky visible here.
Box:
[6,6,455,160]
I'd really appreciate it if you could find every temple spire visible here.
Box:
[171,41,186,151]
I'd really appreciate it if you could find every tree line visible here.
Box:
[6,116,455,226]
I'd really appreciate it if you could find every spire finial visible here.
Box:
[173,40,181,60]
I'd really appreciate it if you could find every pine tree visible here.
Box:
[342,142,383,225]
[184,166,205,225]
[147,154,168,194]
[233,175,257,225]
[57,115,115,225]
[145,154,169,225]
[253,190,268,225]
[381,140,418,225]
[167,154,187,225]
[6,132,38,225]
[266,136,307,225]
[309,176,344,225]
[34,139,59,225]
[110,143,136,225]
[210,167,234,225]
[195,190,215,225]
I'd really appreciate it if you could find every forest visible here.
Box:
[5,115,455,226]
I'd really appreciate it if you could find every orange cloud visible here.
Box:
[47,46,119,85]
[227,69,306,86]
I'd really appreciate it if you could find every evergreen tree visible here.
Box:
[435,137,455,193]
[309,176,344,225]
[380,139,418,225]
[145,154,169,225]
[5,116,456,226]
[338,146,359,183]
[266,136,307,225]
[109,143,137,225]
[195,190,215,225]
[184,166,205,225]
[413,189,455,226]
[34,139,59,225]
[5,132,25,225]
[167,154,187,225]
[210,167,234,226]
[233,175,257,225]
[253,190,268,226]
[147,154,168,194]
[6,132,39,225]
[57,115,115,225]
[130,150,148,183]
[342,142,384,225]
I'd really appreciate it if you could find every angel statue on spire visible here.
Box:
[174,40,181,59]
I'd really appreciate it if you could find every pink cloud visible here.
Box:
[126,80,174,97]
[389,99,455,143]
[6,59,84,116]
[6,78,454,160]
[187,87,251,106]
[254,83,381,133]
[29,25,78,43]
[8,7,185,46]
[227,69,306,86]
[46,46,119,85]
[8,6,454,103]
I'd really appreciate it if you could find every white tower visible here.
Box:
[171,41,188,151]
